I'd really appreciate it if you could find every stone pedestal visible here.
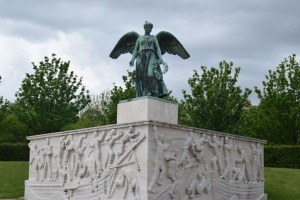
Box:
[117,96,178,124]
[25,97,267,200]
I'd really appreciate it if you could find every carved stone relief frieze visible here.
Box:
[147,125,265,200]
[116,167,140,200]
[148,125,170,193]
[27,125,146,200]
[27,122,265,200]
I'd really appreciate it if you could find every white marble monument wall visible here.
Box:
[25,97,267,200]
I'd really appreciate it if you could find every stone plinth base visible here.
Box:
[25,99,267,200]
[117,96,178,124]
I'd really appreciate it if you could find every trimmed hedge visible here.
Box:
[0,143,29,161]
[265,145,300,169]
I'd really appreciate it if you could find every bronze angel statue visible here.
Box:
[109,21,190,98]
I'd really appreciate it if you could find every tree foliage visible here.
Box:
[63,70,136,130]
[3,52,298,145]
[252,54,300,144]
[64,70,178,130]
[0,112,28,143]
[180,61,252,133]
[16,54,90,135]
[0,77,25,143]
[0,76,9,122]
[101,70,136,125]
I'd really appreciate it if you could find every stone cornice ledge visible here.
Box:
[27,120,267,144]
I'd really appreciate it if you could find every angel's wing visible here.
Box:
[109,31,140,59]
[156,31,190,59]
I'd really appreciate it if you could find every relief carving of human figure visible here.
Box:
[117,126,140,158]
[28,142,44,181]
[208,135,224,175]
[116,167,140,200]
[256,143,264,183]
[106,129,123,167]
[164,152,179,198]
[250,142,264,183]
[64,135,76,182]
[221,137,233,180]
[179,132,197,168]
[58,136,66,169]
[63,134,87,182]
[89,131,106,177]
[73,134,87,178]
[194,133,208,171]
[59,160,68,184]
[65,135,74,161]
[43,138,53,180]
[232,145,250,184]
[52,156,58,181]
[148,125,170,193]
[186,170,210,199]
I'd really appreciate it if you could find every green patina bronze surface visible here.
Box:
[110,21,190,98]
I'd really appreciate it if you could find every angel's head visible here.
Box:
[144,21,153,34]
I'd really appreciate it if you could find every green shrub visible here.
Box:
[265,145,300,169]
[0,143,29,161]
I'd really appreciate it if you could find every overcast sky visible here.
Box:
[0,0,299,105]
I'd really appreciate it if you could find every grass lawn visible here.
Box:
[265,167,300,200]
[0,161,28,199]
[0,162,299,199]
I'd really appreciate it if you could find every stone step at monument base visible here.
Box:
[25,97,267,200]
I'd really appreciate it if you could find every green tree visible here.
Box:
[63,70,178,131]
[63,70,136,130]
[253,54,300,144]
[0,113,28,143]
[16,54,90,135]
[180,61,252,133]
[0,76,19,143]
[62,92,110,130]
[0,99,9,120]
[0,76,9,121]
[88,70,136,126]
[78,94,108,127]
[101,70,136,125]
[238,105,265,138]
[0,76,28,143]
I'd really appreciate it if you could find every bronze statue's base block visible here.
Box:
[117,96,178,124]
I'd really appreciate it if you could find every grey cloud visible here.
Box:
[1,0,300,104]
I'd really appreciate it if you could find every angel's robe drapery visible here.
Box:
[135,49,168,97]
